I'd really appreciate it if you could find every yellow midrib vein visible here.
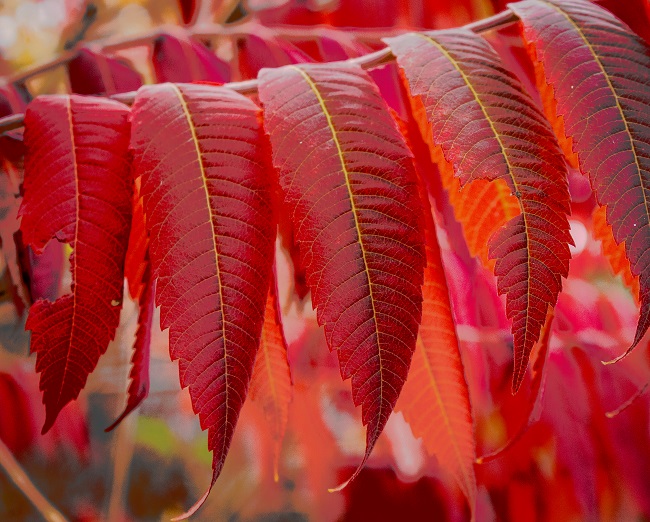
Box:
[290,66,384,426]
[418,34,533,354]
[170,84,229,446]
[542,0,650,230]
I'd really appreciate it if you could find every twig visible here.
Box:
[192,21,417,44]
[0,9,518,133]
[212,0,241,24]
[0,438,68,522]
[64,3,99,50]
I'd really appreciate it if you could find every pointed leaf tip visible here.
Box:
[22,95,132,433]
[171,488,211,521]
[387,29,571,390]
[258,62,425,481]
[511,0,650,358]
[131,83,277,515]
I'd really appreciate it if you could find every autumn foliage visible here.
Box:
[1,0,650,519]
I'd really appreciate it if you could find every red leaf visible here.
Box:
[258,63,425,488]
[238,32,310,80]
[592,205,640,302]
[249,276,292,481]
[152,32,231,84]
[510,0,650,355]
[105,264,154,432]
[124,178,148,300]
[476,309,554,463]
[395,150,476,508]
[130,83,277,518]
[67,48,142,96]
[387,29,572,391]
[178,0,197,24]
[20,95,132,433]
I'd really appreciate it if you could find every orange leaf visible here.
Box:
[593,205,640,303]
[395,173,476,509]
[249,278,293,482]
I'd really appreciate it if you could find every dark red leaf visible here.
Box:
[20,95,132,433]
[510,0,650,356]
[67,48,142,96]
[124,179,148,300]
[258,63,425,488]
[178,0,198,24]
[130,83,277,518]
[152,32,231,84]
[237,32,310,79]
[386,29,572,390]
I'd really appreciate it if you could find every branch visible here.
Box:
[0,9,518,134]
[0,438,68,522]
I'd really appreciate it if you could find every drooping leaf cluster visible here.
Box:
[3,0,650,517]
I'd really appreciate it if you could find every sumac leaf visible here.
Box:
[593,205,640,301]
[249,277,292,482]
[20,96,132,433]
[476,309,553,463]
[387,29,571,390]
[510,0,650,354]
[124,179,148,300]
[130,83,276,518]
[67,48,142,96]
[238,32,310,80]
[153,33,231,84]
[258,63,425,488]
[178,0,197,24]
[395,155,476,507]
[105,264,154,432]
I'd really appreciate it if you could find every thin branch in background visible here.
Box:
[0,8,519,134]
[64,3,99,50]
[212,0,243,24]
[0,438,69,522]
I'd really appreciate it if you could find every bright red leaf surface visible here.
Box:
[510,0,650,355]
[124,178,148,300]
[258,62,425,488]
[20,95,132,433]
[387,29,572,390]
[130,83,277,517]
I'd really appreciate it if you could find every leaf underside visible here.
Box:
[510,0,650,355]
[249,278,292,482]
[258,62,425,488]
[387,29,572,390]
[130,83,276,518]
[593,205,640,302]
[105,263,155,432]
[20,95,132,433]
[394,115,476,507]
